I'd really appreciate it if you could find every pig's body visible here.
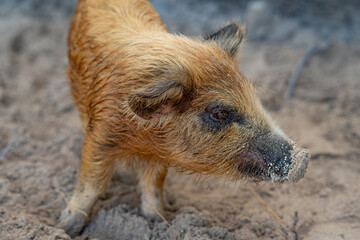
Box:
[60,0,309,236]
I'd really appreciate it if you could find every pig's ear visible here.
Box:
[128,80,188,119]
[205,22,246,58]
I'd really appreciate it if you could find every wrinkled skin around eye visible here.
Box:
[199,103,244,131]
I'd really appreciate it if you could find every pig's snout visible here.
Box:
[262,143,310,182]
[240,134,310,182]
[287,148,310,183]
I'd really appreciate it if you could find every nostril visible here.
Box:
[287,148,310,183]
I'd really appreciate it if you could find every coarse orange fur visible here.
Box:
[60,0,308,236]
[69,0,267,182]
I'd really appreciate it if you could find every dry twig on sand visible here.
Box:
[150,201,182,240]
[285,42,332,99]
[0,138,16,162]
[38,191,88,217]
[246,185,286,228]
[292,211,299,240]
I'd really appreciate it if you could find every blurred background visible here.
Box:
[0,0,359,239]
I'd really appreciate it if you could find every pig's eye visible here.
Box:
[208,105,233,121]
[200,103,237,131]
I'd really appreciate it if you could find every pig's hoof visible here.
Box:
[58,208,87,237]
[141,205,164,222]
[142,211,163,222]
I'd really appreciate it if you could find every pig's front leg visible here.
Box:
[136,161,168,218]
[58,133,115,236]
[58,183,98,236]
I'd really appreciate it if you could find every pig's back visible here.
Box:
[67,0,167,127]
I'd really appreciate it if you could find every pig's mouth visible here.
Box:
[236,147,310,183]
[235,151,272,181]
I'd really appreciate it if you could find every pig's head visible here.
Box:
[128,23,309,183]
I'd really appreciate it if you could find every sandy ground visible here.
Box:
[0,0,359,239]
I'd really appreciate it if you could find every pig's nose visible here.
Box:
[287,148,310,183]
